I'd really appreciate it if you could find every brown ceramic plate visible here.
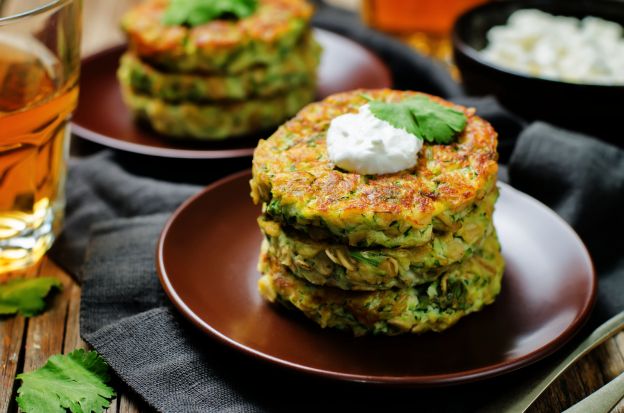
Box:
[156,171,596,386]
[72,29,392,159]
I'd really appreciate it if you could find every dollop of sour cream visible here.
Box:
[326,104,422,175]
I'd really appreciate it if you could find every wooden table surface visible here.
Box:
[2,1,624,412]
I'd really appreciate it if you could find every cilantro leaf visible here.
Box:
[16,349,116,413]
[369,95,467,144]
[369,99,419,136]
[406,96,468,144]
[163,0,258,27]
[0,277,62,317]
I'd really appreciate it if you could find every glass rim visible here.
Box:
[0,0,75,25]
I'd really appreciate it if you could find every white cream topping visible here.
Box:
[326,104,422,175]
[481,9,624,85]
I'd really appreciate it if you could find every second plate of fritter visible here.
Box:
[72,29,392,159]
[156,170,596,386]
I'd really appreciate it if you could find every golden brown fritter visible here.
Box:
[260,187,497,290]
[121,0,313,73]
[258,231,504,336]
[251,89,499,248]
[117,34,320,102]
[120,83,316,140]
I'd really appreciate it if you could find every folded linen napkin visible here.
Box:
[49,3,624,412]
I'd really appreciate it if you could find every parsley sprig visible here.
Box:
[163,0,258,27]
[369,95,467,144]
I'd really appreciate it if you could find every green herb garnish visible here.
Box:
[0,277,62,317]
[369,95,467,144]
[265,198,281,216]
[162,0,258,27]
[16,349,116,413]
[349,251,385,267]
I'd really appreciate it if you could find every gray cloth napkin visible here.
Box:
[50,117,624,412]
[50,155,199,276]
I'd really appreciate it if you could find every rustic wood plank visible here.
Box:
[118,393,148,413]
[530,362,593,412]
[0,315,26,413]
[62,281,87,354]
[592,338,624,413]
[528,335,624,413]
[612,398,624,413]
[578,335,624,413]
[104,396,119,413]
[0,262,41,413]
[20,259,72,374]
[614,331,624,366]
[594,336,624,380]
[575,343,609,392]
[610,333,624,413]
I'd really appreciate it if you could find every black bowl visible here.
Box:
[452,0,624,145]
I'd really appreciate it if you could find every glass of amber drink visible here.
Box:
[361,0,487,72]
[0,0,81,272]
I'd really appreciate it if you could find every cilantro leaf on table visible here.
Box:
[16,349,116,413]
[0,277,62,317]
[369,95,467,144]
[163,0,258,27]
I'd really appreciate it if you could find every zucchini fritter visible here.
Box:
[120,84,316,140]
[258,232,504,336]
[121,0,313,74]
[251,89,499,248]
[117,35,320,102]
[260,187,497,290]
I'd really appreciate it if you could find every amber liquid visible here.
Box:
[361,0,487,34]
[362,0,487,77]
[0,38,78,271]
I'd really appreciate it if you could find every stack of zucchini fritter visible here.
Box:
[118,0,319,140]
[250,90,504,336]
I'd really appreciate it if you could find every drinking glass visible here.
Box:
[361,0,487,72]
[361,0,487,34]
[0,0,81,272]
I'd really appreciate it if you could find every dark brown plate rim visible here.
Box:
[156,170,596,386]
